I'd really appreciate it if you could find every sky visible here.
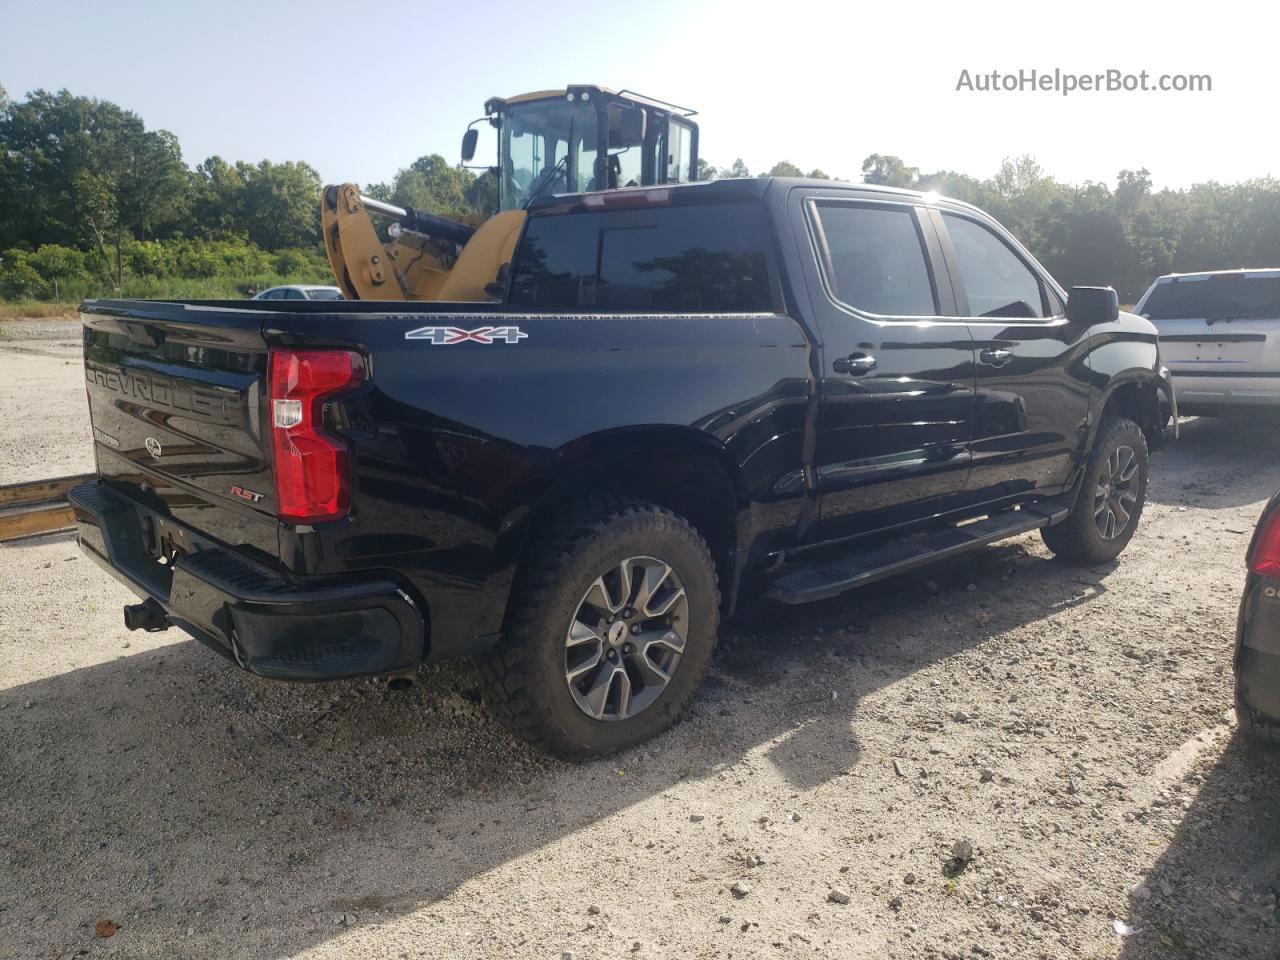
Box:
[1,0,1275,191]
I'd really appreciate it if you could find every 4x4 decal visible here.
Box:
[405,325,528,344]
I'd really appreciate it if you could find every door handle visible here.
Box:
[833,353,877,375]
[979,348,1014,367]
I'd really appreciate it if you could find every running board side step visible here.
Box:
[767,501,1071,605]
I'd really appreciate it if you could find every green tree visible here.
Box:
[0,250,42,299]
[29,244,88,298]
[695,158,718,181]
[190,156,248,237]
[768,161,805,177]
[726,158,751,179]
[391,154,476,218]
[0,89,187,283]
[465,169,499,218]
[236,160,322,250]
[861,154,918,188]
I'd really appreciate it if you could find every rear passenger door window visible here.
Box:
[811,203,938,317]
[942,213,1046,319]
[508,202,774,312]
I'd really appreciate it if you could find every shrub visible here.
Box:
[0,250,43,299]
[1,237,334,304]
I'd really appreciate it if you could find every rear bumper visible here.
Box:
[70,480,424,682]
[1170,371,1280,412]
[1237,577,1280,727]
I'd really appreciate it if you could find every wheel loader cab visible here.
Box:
[321,85,696,302]
[484,86,699,211]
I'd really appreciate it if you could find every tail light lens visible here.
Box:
[269,349,365,523]
[1249,510,1280,576]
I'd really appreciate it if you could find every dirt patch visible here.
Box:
[1,326,1277,959]
[0,317,94,484]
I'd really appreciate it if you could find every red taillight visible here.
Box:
[1249,511,1280,576]
[269,348,365,524]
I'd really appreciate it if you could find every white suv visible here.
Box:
[1135,269,1280,415]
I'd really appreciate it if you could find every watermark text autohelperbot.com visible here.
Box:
[956,68,1211,96]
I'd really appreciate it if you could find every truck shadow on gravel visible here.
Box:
[2,539,1111,958]
[1118,737,1280,960]
[1148,415,1280,510]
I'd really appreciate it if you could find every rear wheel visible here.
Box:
[1236,688,1280,748]
[481,498,719,759]
[1042,417,1148,564]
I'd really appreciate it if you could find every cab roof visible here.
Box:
[1152,268,1280,282]
[485,86,697,117]
[528,175,988,218]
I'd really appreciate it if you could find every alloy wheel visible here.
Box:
[564,556,689,721]
[1094,444,1139,540]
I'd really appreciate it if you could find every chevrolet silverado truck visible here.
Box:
[72,177,1175,758]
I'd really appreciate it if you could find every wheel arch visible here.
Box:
[1092,372,1168,451]
[498,425,744,615]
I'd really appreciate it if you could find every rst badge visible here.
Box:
[404,325,528,344]
[229,484,265,503]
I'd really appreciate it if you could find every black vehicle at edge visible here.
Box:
[1238,492,1280,745]
[71,177,1176,757]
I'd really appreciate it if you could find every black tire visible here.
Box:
[1236,647,1280,749]
[1236,688,1280,749]
[1041,416,1149,564]
[480,497,720,759]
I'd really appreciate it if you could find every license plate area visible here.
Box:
[1160,329,1268,366]
[1185,340,1262,363]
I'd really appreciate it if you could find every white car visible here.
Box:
[251,285,344,301]
[1135,269,1280,415]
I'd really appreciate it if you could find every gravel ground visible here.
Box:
[0,318,94,484]
[2,317,1278,960]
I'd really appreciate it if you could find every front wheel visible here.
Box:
[1042,416,1149,564]
[481,498,719,759]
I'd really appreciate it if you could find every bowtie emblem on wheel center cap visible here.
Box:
[607,621,629,646]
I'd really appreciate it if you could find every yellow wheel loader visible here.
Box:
[321,86,699,302]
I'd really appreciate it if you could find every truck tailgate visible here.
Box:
[81,303,279,558]
[1158,318,1273,368]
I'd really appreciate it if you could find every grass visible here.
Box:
[0,301,80,321]
[0,269,334,322]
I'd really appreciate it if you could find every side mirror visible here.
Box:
[461,128,479,163]
[608,104,647,150]
[1066,285,1120,325]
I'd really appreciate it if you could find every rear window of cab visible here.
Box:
[508,202,774,312]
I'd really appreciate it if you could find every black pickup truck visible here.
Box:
[72,177,1175,758]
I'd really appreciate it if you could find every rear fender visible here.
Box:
[492,425,744,612]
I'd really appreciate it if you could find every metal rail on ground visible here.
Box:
[0,473,93,541]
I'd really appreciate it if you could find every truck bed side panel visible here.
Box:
[262,308,814,656]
